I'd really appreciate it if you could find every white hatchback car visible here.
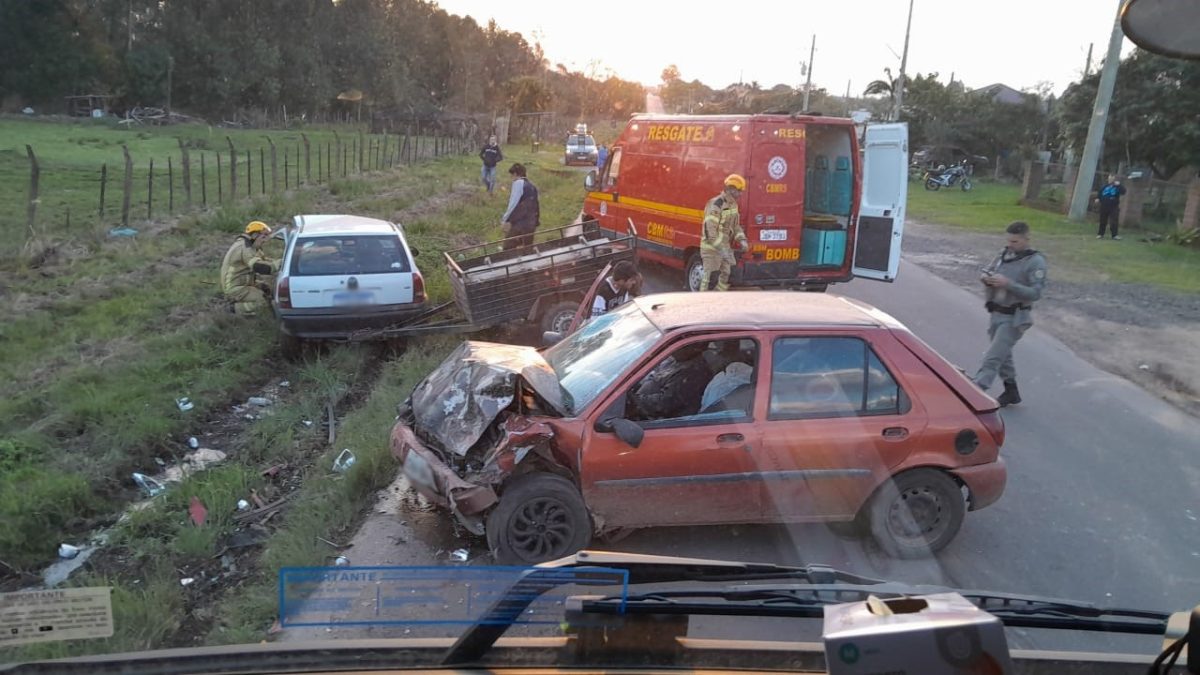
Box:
[274,215,425,357]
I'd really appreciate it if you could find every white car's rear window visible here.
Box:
[291,235,410,276]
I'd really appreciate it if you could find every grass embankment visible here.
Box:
[907,181,1200,294]
[0,134,590,661]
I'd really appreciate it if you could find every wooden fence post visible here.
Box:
[342,143,348,177]
[216,151,224,203]
[200,153,207,206]
[401,131,410,165]
[147,158,154,220]
[226,137,237,201]
[358,132,365,173]
[332,130,341,178]
[382,134,389,169]
[25,145,39,238]
[98,163,107,223]
[168,156,174,213]
[317,143,324,183]
[178,139,192,208]
[284,147,290,187]
[245,149,252,196]
[121,144,133,227]
[302,133,311,183]
[267,137,278,191]
[260,147,266,193]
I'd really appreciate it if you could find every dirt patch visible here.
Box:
[391,182,479,223]
[904,219,1200,417]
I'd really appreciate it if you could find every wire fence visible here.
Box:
[4,125,475,258]
[1024,161,1193,233]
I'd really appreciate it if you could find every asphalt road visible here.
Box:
[283,257,1200,656]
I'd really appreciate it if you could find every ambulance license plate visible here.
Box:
[759,229,788,241]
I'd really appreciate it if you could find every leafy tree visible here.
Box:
[1059,48,1200,178]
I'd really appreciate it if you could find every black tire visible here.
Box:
[924,178,941,191]
[279,332,304,362]
[685,252,704,292]
[961,179,973,192]
[539,300,580,335]
[486,473,591,565]
[867,469,965,558]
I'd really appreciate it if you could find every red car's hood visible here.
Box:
[408,341,565,456]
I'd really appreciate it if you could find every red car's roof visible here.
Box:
[631,292,906,332]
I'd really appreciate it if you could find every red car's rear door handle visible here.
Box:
[717,433,745,443]
[882,427,909,440]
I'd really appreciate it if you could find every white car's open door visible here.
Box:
[852,123,908,282]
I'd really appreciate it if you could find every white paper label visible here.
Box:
[759,229,788,242]
[0,587,114,647]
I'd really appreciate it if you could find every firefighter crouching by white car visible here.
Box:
[221,221,281,315]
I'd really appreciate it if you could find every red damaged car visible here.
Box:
[390,292,1006,564]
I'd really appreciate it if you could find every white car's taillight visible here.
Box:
[413,272,425,303]
[277,276,292,309]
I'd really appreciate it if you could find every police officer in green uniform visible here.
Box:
[972,221,1048,406]
[700,174,749,292]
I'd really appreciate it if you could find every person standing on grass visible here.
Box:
[596,143,609,170]
[1095,174,1126,240]
[479,135,503,194]
[972,221,1048,407]
[500,163,540,250]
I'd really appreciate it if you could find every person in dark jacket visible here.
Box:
[590,260,642,318]
[500,163,540,250]
[479,135,503,194]
[1094,174,1126,240]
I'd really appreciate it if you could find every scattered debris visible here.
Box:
[450,549,470,563]
[233,495,292,523]
[176,397,194,412]
[1139,364,1151,371]
[188,437,200,449]
[317,537,348,550]
[250,489,267,509]
[303,420,314,428]
[161,448,228,483]
[189,496,208,527]
[279,381,291,388]
[154,457,167,467]
[248,396,273,407]
[236,499,252,512]
[58,544,81,560]
[220,554,237,572]
[332,449,356,473]
[132,472,166,497]
[268,619,284,635]
[333,556,350,566]
[180,577,196,587]
[261,463,285,478]
[226,529,269,550]
[108,227,139,238]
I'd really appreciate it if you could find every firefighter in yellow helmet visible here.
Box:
[220,221,281,315]
[699,174,749,291]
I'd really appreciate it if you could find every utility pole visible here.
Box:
[1068,1,1125,222]
[845,79,852,115]
[1084,42,1095,77]
[802,34,816,111]
[893,0,914,121]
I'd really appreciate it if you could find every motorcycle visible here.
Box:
[923,161,973,191]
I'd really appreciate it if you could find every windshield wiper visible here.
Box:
[440,551,1171,666]
[574,586,1169,635]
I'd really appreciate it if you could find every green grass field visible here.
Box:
[907,181,1200,294]
[0,116,455,255]
[0,116,593,660]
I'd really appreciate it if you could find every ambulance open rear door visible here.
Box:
[852,123,908,282]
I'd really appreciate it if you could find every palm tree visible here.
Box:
[863,67,897,100]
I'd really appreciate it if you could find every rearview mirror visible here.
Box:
[610,418,644,449]
[584,170,597,191]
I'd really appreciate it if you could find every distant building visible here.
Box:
[973,83,1028,105]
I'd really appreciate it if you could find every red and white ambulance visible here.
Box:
[581,114,908,290]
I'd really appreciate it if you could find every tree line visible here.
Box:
[0,0,644,124]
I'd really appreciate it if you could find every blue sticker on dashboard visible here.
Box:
[278,565,629,628]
